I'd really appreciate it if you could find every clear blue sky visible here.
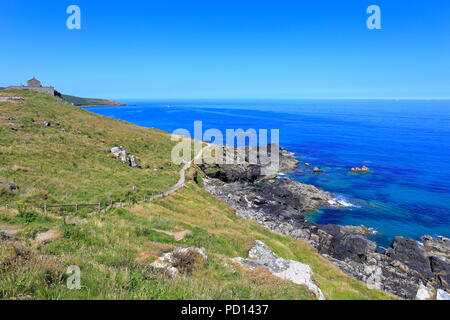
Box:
[1,0,449,99]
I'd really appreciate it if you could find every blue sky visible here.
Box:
[1,0,449,99]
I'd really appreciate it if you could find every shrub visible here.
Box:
[17,211,38,224]
[171,250,197,274]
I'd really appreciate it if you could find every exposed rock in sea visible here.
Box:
[204,178,333,221]
[233,240,326,300]
[313,167,324,173]
[350,166,370,173]
[200,144,450,299]
[341,225,372,237]
[200,143,299,183]
[109,146,141,169]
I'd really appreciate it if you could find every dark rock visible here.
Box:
[42,121,60,127]
[0,182,19,191]
[0,231,12,240]
[385,237,434,279]
[430,256,450,287]
[200,144,299,183]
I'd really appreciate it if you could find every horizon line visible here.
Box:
[108,97,450,101]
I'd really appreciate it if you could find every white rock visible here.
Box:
[150,246,208,277]
[436,289,450,300]
[416,284,434,300]
[233,240,325,300]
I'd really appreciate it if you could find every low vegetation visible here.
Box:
[0,89,180,207]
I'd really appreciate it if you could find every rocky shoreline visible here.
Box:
[199,144,450,300]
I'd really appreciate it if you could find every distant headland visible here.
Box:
[2,77,124,106]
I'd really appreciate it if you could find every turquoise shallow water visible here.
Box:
[85,99,450,247]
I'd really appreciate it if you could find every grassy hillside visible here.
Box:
[0,90,393,300]
[0,89,180,207]
[61,94,123,106]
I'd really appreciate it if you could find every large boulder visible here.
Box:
[150,247,208,278]
[437,289,450,300]
[320,224,378,263]
[416,284,434,300]
[233,240,325,300]
[109,146,140,169]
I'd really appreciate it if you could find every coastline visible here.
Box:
[197,143,450,299]
[78,103,449,300]
[81,103,135,108]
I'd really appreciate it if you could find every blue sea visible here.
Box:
[85,100,450,248]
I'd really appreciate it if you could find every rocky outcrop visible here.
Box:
[150,247,208,277]
[200,143,299,183]
[341,225,373,237]
[204,178,333,222]
[350,166,370,173]
[42,121,60,127]
[0,96,24,103]
[422,236,450,262]
[108,146,140,169]
[200,145,450,299]
[207,183,448,298]
[233,240,325,300]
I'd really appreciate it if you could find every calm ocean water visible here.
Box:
[85,100,450,248]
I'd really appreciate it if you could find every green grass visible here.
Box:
[0,182,393,299]
[0,89,181,206]
[0,90,394,300]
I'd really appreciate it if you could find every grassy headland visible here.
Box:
[0,90,393,300]
[61,94,123,106]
